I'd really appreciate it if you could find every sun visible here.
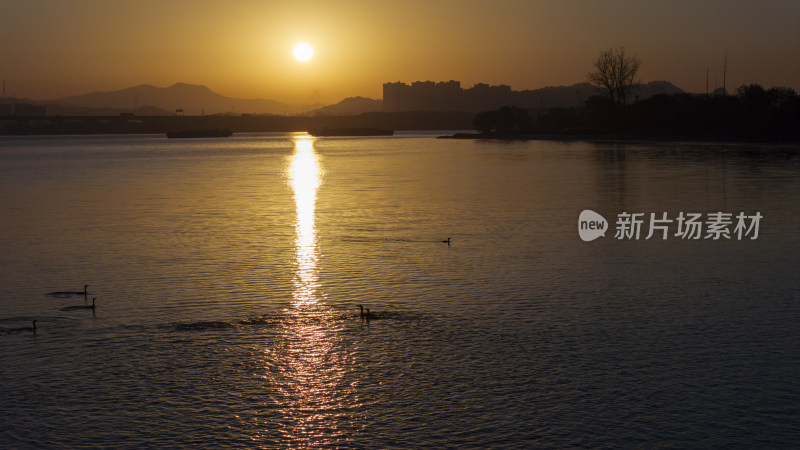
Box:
[293,43,313,62]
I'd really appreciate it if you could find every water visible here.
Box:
[1,133,798,448]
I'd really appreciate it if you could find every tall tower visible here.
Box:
[722,50,728,96]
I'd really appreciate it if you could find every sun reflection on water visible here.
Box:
[289,136,322,306]
[258,135,361,447]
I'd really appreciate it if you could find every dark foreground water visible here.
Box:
[1,133,799,448]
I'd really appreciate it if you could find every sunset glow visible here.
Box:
[0,0,797,104]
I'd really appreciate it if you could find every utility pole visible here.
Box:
[722,49,728,96]
[706,68,709,96]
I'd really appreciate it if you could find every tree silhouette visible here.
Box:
[587,47,642,105]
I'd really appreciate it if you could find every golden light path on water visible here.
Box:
[291,137,321,304]
[258,135,361,447]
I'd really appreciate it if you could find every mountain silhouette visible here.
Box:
[55,83,307,115]
[44,104,173,116]
[310,96,383,115]
[26,80,686,117]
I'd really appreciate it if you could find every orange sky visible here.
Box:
[1,0,798,104]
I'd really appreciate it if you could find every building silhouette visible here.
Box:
[383,80,516,112]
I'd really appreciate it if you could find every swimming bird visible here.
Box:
[176,321,235,330]
[60,298,96,311]
[46,285,89,296]
[442,237,451,245]
[357,304,366,321]
[4,320,37,334]
[365,308,371,322]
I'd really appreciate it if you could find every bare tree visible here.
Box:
[587,47,642,105]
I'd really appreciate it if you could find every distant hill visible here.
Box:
[634,80,685,98]
[309,96,383,116]
[523,81,684,108]
[43,103,173,116]
[8,80,686,117]
[54,83,308,116]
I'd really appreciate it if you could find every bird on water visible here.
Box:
[46,285,89,296]
[60,298,96,311]
[357,305,376,322]
[357,305,385,322]
[442,237,451,245]
[3,320,37,334]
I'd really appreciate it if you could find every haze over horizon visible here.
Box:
[1,0,798,104]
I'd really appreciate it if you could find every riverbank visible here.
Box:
[437,131,800,145]
[0,111,474,136]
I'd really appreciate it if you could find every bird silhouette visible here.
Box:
[4,320,37,334]
[47,285,89,297]
[357,304,366,321]
[60,298,96,311]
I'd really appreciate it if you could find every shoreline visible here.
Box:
[437,132,800,146]
[1,129,797,147]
